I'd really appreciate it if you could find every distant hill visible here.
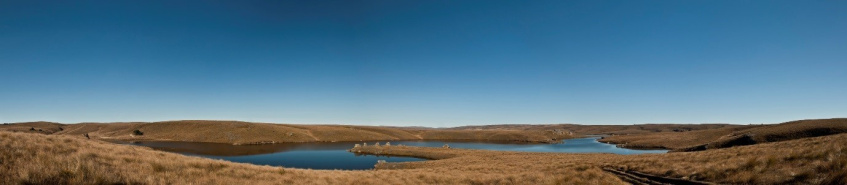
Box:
[0,121,64,134]
[0,120,769,145]
[452,123,742,135]
[4,119,843,148]
[1,120,579,144]
[0,120,746,145]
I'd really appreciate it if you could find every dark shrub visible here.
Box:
[133,130,144,135]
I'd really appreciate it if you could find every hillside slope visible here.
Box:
[452,123,743,135]
[4,120,577,144]
[0,121,64,134]
[599,118,847,151]
[356,133,847,185]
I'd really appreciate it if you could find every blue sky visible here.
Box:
[1,0,846,126]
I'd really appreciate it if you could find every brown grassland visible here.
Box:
[0,120,748,145]
[355,131,847,184]
[2,130,846,184]
[599,118,847,151]
[1,131,624,185]
[1,118,845,184]
[1,120,579,144]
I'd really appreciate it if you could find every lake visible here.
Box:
[121,137,666,170]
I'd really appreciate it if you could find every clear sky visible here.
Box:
[1,0,846,127]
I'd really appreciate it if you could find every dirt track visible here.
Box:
[602,167,715,185]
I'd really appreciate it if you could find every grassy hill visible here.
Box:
[0,121,64,134]
[599,118,847,151]
[1,120,578,144]
[4,118,843,149]
[355,132,847,184]
[452,123,742,135]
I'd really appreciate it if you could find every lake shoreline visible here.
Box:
[117,137,666,170]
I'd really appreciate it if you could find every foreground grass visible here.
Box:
[607,133,847,184]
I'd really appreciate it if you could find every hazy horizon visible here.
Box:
[2,1,846,127]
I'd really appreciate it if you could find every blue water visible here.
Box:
[390,137,667,155]
[194,150,423,170]
[123,137,665,170]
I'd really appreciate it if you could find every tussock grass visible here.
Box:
[607,133,847,184]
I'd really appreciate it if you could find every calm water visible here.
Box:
[392,137,667,154]
[121,137,665,170]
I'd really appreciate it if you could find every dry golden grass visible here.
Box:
[355,133,847,184]
[3,129,845,184]
[599,118,847,151]
[606,133,847,184]
[0,121,64,134]
[597,125,762,149]
[0,131,624,185]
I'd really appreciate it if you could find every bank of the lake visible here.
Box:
[6,131,845,184]
[121,137,666,170]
